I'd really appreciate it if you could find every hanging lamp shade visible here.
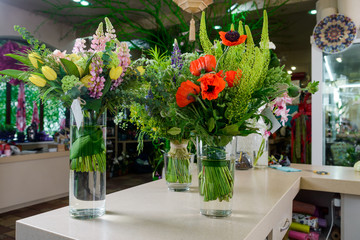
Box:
[173,0,213,14]
[173,0,213,42]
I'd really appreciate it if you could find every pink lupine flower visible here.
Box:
[72,38,86,54]
[111,42,131,90]
[88,55,105,99]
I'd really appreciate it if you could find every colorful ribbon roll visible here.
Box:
[290,222,310,233]
[292,213,327,228]
[293,200,317,216]
[288,230,320,240]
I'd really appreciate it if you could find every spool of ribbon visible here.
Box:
[290,222,310,233]
[293,200,317,216]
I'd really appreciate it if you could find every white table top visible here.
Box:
[16,164,360,240]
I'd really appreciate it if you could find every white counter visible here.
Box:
[0,151,69,213]
[16,164,360,240]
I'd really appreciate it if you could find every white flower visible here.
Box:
[269,41,276,50]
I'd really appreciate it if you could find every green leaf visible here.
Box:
[5,54,31,66]
[70,129,105,159]
[84,54,95,75]
[218,136,233,147]
[207,117,215,132]
[42,86,57,100]
[67,87,81,99]
[85,99,102,112]
[60,58,80,77]
[167,127,181,135]
[0,69,28,81]
[101,78,112,96]
[219,124,241,136]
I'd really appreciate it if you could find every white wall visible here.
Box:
[0,1,75,51]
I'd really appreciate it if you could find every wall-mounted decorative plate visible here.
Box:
[313,14,357,54]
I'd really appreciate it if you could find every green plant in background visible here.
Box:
[38,0,289,53]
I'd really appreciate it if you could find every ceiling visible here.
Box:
[0,0,318,75]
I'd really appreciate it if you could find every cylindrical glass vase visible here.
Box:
[164,140,193,191]
[197,136,236,217]
[69,110,106,219]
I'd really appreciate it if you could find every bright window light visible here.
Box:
[213,25,222,30]
[339,84,360,88]
[287,70,293,74]
[336,57,342,63]
[229,1,258,14]
[73,0,81,2]
[291,66,296,71]
[324,56,334,81]
[228,3,239,12]
[80,0,89,6]
[309,10,317,15]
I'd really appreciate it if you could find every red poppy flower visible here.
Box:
[197,73,226,100]
[176,80,201,107]
[219,31,247,46]
[189,55,216,76]
[225,70,242,87]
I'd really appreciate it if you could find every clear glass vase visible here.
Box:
[197,136,236,217]
[69,110,106,219]
[164,140,193,192]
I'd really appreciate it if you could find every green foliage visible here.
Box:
[199,12,214,55]
[124,48,198,144]
[60,59,80,78]
[37,0,289,54]
[263,66,291,87]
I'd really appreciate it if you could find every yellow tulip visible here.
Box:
[29,74,47,87]
[68,53,81,62]
[41,66,57,80]
[28,52,43,69]
[76,65,84,77]
[136,66,145,75]
[80,75,92,88]
[109,66,123,80]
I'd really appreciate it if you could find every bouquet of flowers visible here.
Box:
[0,18,132,174]
[125,44,199,189]
[172,11,318,204]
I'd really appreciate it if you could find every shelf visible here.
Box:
[107,137,116,140]
[118,140,152,143]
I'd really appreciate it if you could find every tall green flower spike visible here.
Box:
[199,11,214,55]
[105,17,114,33]
[95,22,104,37]
[258,10,270,87]
[238,21,244,35]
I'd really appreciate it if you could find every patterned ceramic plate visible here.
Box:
[313,14,357,54]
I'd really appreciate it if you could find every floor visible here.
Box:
[0,172,153,240]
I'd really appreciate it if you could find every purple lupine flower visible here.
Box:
[171,39,183,84]
[171,39,183,70]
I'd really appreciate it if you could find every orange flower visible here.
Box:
[225,70,242,87]
[197,72,226,100]
[176,80,201,107]
[189,55,216,76]
[219,31,247,46]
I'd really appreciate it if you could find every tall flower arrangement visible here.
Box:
[173,11,318,204]
[0,18,132,173]
[124,42,200,188]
